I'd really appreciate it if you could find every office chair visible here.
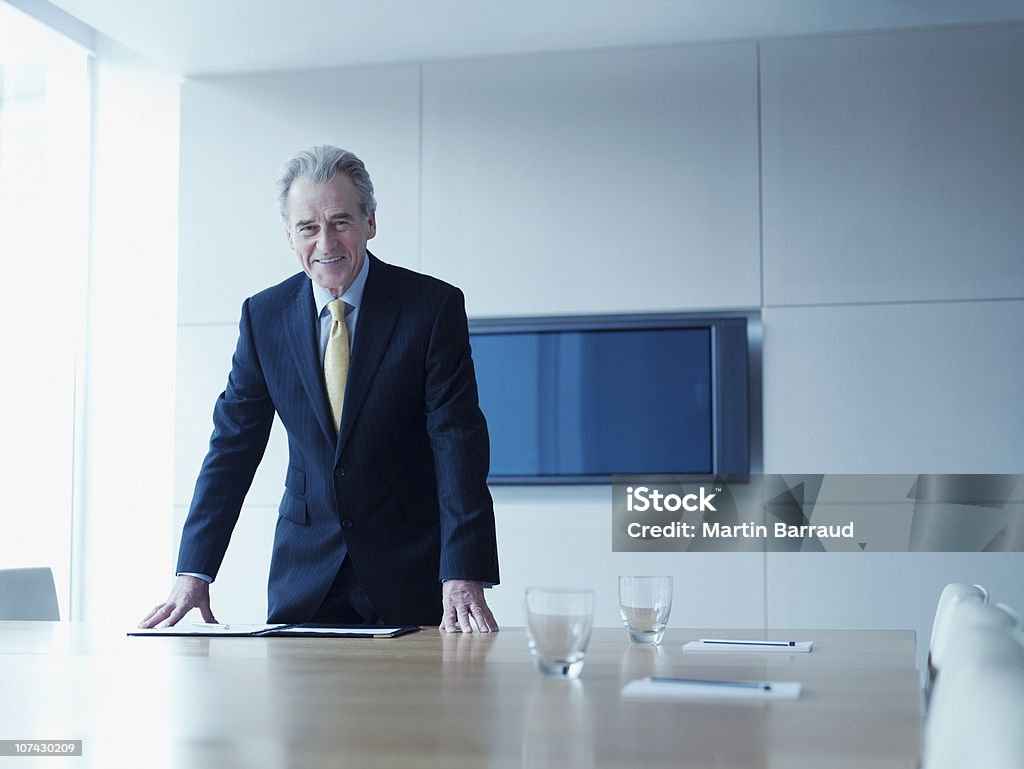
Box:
[927,582,988,680]
[935,601,1020,673]
[0,567,60,620]
[924,628,1024,769]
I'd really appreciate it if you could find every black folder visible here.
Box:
[128,623,421,639]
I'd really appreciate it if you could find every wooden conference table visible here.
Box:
[0,622,921,768]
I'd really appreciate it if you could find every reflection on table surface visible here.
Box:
[0,623,921,769]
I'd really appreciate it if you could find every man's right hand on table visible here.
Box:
[138,574,217,628]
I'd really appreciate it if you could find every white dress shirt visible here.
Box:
[311,251,370,358]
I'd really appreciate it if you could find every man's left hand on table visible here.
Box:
[440,579,498,633]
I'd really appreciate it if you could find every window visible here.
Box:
[0,3,91,618]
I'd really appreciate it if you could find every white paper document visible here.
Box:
[622,676,802,701]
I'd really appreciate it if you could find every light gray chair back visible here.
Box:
[0,567,60,620]
[928,582,988,677]
[924,621,1024,769]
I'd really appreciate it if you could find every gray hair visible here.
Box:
[275,145,377,226]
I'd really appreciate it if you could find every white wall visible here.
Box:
[757,27,1024,664]
[420,44,761,316]
[174,25,1024,664]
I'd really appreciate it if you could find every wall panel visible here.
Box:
[766,552,1024,670]
[422,44,761,316]
[762,300,1024,473]
[762,27,1024,306]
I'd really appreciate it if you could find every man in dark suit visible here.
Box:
[139,146,499,632]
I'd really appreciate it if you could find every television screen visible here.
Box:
[469,315,749,483]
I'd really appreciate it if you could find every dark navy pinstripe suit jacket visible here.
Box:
[176,254,500,625]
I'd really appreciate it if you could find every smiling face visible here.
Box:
[285,174,376,297]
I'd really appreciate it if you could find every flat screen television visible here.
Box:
[469,314,750,484]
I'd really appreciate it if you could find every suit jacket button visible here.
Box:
[341,519,354,529]
[336,466,347,478]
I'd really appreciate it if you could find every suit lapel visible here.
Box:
[285,281,338,446]
[337,255,400,457]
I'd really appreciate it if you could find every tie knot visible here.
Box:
[328,299,348,322]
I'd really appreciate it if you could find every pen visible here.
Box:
[649,677,772,691]
[701,639,796,647]
[193,622,230,630]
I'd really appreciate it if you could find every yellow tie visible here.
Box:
[324,299,350,434]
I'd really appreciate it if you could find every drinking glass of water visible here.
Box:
[618,576,672,645]
[524,588,595,678]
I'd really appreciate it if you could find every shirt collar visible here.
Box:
[311,252,370,317]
